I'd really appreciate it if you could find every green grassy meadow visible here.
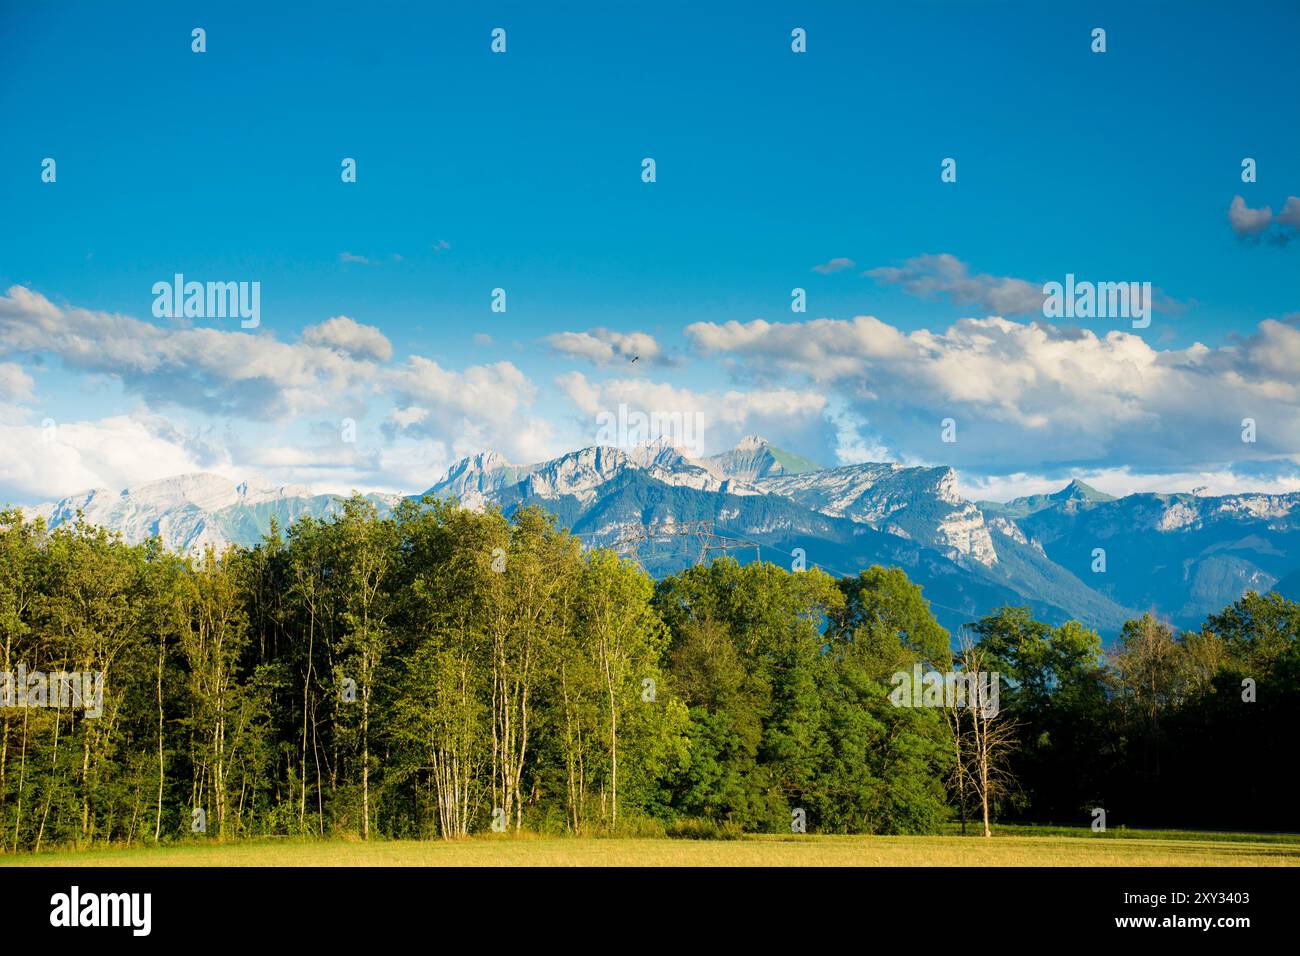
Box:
[3,828,1297,867]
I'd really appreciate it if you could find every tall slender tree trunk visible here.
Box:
[155,632,165,841]
[300,608,314,831]
[1,633,10,811]
[11,705,28,852]
[362,678,370,840]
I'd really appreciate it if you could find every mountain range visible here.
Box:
[22,437,1300,638]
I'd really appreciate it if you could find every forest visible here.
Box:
[0,497,1296,852]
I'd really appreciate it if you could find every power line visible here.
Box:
[575,520,760,572]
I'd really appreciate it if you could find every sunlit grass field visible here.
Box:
[4,828,1298,867]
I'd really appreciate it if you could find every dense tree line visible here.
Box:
[977,596,1300,831]
[0,500,1295,850]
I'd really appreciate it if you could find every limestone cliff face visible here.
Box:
[758,462,997,567]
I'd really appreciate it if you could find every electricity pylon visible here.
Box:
[606,520,761,571]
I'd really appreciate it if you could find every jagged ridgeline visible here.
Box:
[2,493,1297,849]
[26,438,1300,635]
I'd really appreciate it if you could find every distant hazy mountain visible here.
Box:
[983,485,1300,629]
[978,479,1117,518]
[28,474,398,555]
[25,437,1299,637]
[1273,567,1300,601]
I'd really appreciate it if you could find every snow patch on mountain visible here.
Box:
[758,462,997,566]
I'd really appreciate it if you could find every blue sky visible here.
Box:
[2,0,1299,505]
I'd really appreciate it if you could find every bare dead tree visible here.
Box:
[945,629,1019,838]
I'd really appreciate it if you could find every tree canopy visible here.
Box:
[0,501,1294,850]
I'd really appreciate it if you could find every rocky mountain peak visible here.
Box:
[702,437,820,482]
[1053,478,1113,503]
[625,436,689,470]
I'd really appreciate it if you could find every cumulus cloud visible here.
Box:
[1228,196,1273,239]
[866,253,1046,315]
[1224,194,1300,244]
[555,371,826,457]
[338,251,371,264]
[301,315,393,362]
[0,362,35,402]
[389,357,535,423]
[1277,196,1300,228]
[0,408,464,505]
[0,286,384,420]
[687,312,1300,475]
[1269,196,1300,246]
[386,356,554,463]
[812,257,856,275]
[0,412,237,504]
[687,314,912,383]
[544,328,669,366]
[0,286,560,479]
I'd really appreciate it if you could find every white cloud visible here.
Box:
[866,253,1045,315]
[0,362,35,402]
[1270,196,1300,245]
[1277,196,1300,228]
[687,312,1300,475]
[301,315,393,362]
[824,397,892,465]
[386,356,554,462]
[0,285,561,486]
[812,257,855,275]
[0,408,463,505]
[0,286,383,420]
[555,371,826,457]
[687,314,913,383]
[0,413,237,504]
[1227,195,1300,245]
[389,356,534,424]
[544,328,668,366]
[1228,195,1273,239]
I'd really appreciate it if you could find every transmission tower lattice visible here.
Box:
[603,520,761,572]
